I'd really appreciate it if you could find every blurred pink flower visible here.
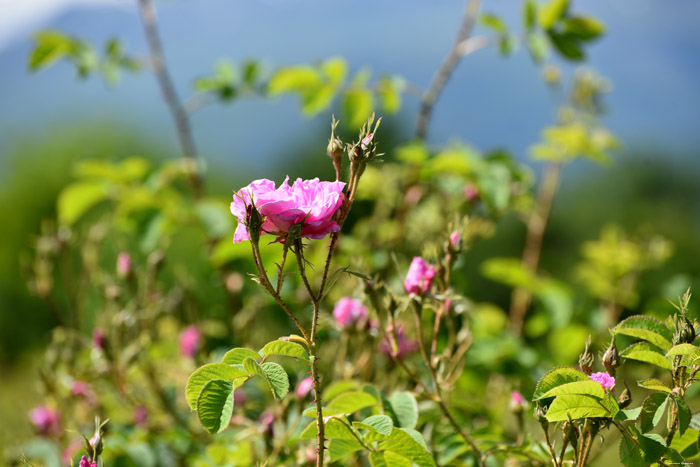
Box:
[92,329,105,350]
[230,177,345,244]
[234,389,247,406]
[404,257,435,295]
[510,391,526,411]
[29,405,60,437]
[590,372,616,392]
[71,381,96,406]
[79,455,97,467]
[463,183,479,201]
[295,377,315,399]
[449,232,460,248]
[332,297,367,329]
[259,409,275,437]
[179,325,202,358]
[133,404,148,427]
[380,324,419,359]
[116,252,131,278]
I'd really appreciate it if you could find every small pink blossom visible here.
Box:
[179,325,202,358]
[230,177,345,244]
[404,257,435,295]
[92,329,105,350]
[449,232,460,248]
[380,324,419,359]
[116,252,131,278]
[79,455,97,467]
[133,404,148,427]
[296,377,315,399]
[590,372,616,392]
[332,297,367,329]
[510,391,526,411]
[29,405,60,437]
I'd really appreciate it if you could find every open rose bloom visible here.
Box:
[589,372,616,392]
[230,177,345,244]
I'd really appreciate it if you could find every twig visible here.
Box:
[136,0,202,193]
[415,0,483,139]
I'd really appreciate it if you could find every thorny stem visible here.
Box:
[275,244,289,295]
[542,425,560,467]
[509,161,561,335]
[415,0,483,140]
[136,0,202,194]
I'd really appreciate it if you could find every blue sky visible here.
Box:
[0,0,698,176]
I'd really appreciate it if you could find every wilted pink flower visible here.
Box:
[230,177,345,244]
[404,257,435,295]
[463,183,479,201]
[92,329,105,350]
[179,325,201,358]
[449,232,460,248]
[510,391,526,411]
[296,377,315,399]
[116,252,131,278]
[380,324,419,359]
[29,405,60,437]
[79,455,97,467]
[590,372,615,392]
[133,404,148,427]
[332,297,367,329]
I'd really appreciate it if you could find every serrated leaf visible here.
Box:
[640,393,668,433]
[260,362,289,399]
[533,367,590,400]
[538,0,568,29]
[185,363,248,410]
[299,417,356,440]
[389,392,419,429]
[359,415,394,436]
[329,439,363,462]
[536,380,605,400]
[615,406,642,422]
[196,379,234,434]
[619,435,644,467]
[377,428,436,467]
[327,391,377,414]
[545,394,615,421]
[615,315,672,351]
[638,378,672,394]
[639,433,666,464]
[621,342,672,370]
[667,343,700,362]
[323,381,359,401]
[343,86,374,129]
[57,182,109,225]
[370,451,412,467]
[260,340,309,362]
[673,396,691,435]
[242,356,265,376]
[221,348,261,365]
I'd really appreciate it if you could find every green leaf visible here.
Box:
[638,378,672,394]
[615,316,672,351]
[268,66,322,96]
[533,367,590,400]
[323,380,360,400]
[545,394,616,422]
[615,406,642,422]
[327,391,377,414]
[621,342,672,370]
[260,362,289,399]
[343,86,374,129]
[353,415,394,436]
[673,396,691,435]
[302,407,341,418]
[547,31,584,61]
[537,0,568,29]
[370,451,412,467]
[195,199,233,239]
[185,363,247,410]
[666,343,700,364]
[321,56,348,86]
[523,0,538,31]
[376,76,403,114]
[619,435,644,467]
[221,348,261,365]
[639,433,666,464]
[536,380,605,400]
[377,428,436,467]
[29,31,77,70]
[57,182,109,225]
[564,16,605,41]
[242,356,265,376]
[481,13,507,34]
[389,392,419,429]
[196,379,235,434]
[260,340,310,362]
[329,439,363,462]
[640,393,668,433]
[299,417,356,440]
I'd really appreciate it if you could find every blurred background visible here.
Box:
[1,0,699,459]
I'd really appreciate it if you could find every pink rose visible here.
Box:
[449,232,460,248]
[179,325,202,358]
[589,372,615,392]
[230,177,345,244]
[404,257,435,295]
[79,455,97,467]
[510,391,526,411]
[380,324,418,359]
[295,377,315,399]
[29,405,60,437]
[116,252,131,278]
[332,297,367,329]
